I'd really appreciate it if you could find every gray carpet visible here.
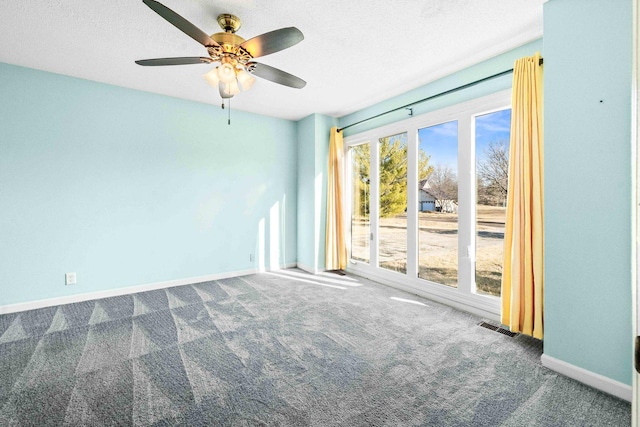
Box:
[0,269,631,426]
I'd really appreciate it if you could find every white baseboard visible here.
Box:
[541,354,632,402]
[296,262,326,274]
[0,263,297,315]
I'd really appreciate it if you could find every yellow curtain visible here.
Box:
[501,52,544,339]
[325,127,347,270]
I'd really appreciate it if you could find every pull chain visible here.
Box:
[219,97,231,125]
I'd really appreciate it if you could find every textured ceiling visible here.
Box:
[0,1,543,121]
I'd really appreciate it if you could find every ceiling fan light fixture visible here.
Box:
[203,68,221,87]
[220,80,240,97]
[237,69,256,91]
[217,62,236,83]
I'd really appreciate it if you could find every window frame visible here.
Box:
[343,90,511,320]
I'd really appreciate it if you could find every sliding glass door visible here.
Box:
[345,90,511,316]
[417,121,458,287]
[350,143,370,264]
[475,109,512,297]
[378,133,408,274]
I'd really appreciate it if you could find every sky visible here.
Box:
[475,108,511,161]
[418,120,458,170]
[418,108,511,173]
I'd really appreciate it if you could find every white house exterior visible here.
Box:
[418,179,458,213]
[419,179,436,212]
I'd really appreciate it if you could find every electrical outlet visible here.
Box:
[249,253,255,262]
[65,272,77,286]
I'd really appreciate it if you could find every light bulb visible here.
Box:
[217,63,236,83]
[237,69,256,91]
[203,68,220,87]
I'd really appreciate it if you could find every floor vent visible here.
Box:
[496,328,518,337]
[478,321,518,337]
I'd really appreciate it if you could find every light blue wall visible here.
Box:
[0,62,298,306]
[296,113,337,271]
[543,0,633,385]
[339,40,543,137]
[296,115,316,269]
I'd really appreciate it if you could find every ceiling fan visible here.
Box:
[135,0,306,100]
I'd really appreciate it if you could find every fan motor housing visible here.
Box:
[211,32,245,49]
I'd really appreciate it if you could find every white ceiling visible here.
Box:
[0,1,543,121]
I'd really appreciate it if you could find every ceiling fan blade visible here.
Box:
[135,57,212,66]
[240,27,303,58]
[142,0,219,47]
[250,62,306,89]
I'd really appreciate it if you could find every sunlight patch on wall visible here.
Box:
[257,218,265,272]
[280,194,287,266]
[270,201,280,270]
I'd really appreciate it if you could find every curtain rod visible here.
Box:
[337,57,543,133]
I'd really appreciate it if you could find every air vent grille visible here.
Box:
[478,321,518,337]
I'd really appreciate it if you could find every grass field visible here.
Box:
[351,205,505,296]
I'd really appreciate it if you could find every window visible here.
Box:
[345,90,511,316]
[475,109,511,297]
[350,143,370,263]
[418,121,458,287]
[378,133,408,274]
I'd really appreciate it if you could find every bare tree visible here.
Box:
[428,164,458,212]
[477,140,509,206]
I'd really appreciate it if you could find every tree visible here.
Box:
[418,149,433,182]
[477,139,509,206]
[378,135,408,217]
[351,137,433,218]
[476,177,492,205]
[352,144,370,218]
[428,164,458,212]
